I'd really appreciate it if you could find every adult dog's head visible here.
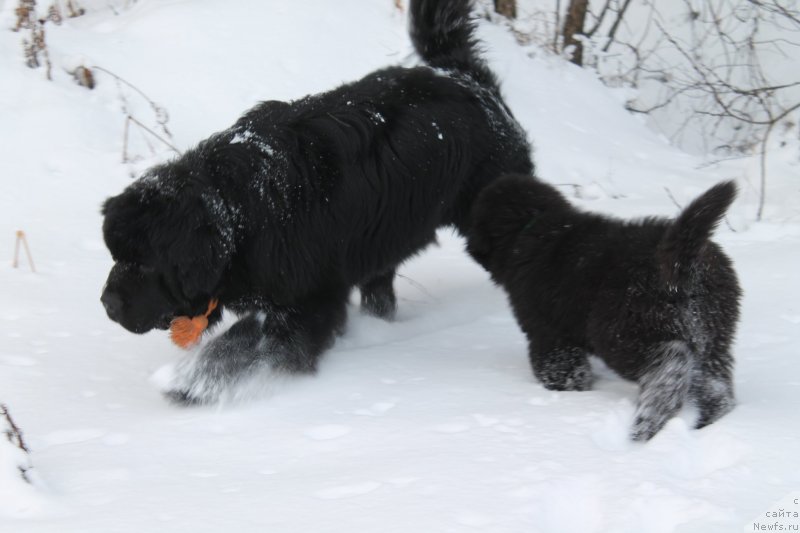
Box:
[100,164,233,334]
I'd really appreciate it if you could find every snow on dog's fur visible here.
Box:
[467,174,741,441]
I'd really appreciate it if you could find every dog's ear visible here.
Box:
[102,188,155,263]
[153,188,233,303]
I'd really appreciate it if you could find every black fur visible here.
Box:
[100,0,533,404]
[467,175,741,441]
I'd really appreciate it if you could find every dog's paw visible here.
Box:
[151,312,314,406]
[162,387,203,407]
[360,290,397,321]
[151,348,292,406]
[151,355,229,406]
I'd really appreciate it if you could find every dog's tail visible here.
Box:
[409,0,499,90]
[658,181,737,286]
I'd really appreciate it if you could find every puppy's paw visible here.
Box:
[630,413,672,442]
[537,362,594,392]
[630,418,658,442]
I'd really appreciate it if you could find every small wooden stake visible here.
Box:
[12,230,36,273]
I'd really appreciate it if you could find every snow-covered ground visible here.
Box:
[1,1,799,531]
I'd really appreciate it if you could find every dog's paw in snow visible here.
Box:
[152,313,305,406]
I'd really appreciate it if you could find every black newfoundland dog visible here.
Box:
[467,175,741,441]
[100,0,533,404]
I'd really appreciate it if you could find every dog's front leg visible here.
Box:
[159,287,349,405]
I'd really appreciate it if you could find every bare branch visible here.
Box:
[601,0,633,53]
[586,0,612,38]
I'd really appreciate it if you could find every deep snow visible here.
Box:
[1,1,799,532]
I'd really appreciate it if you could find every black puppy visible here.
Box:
[100,0,533,404]
[467,174,741,441]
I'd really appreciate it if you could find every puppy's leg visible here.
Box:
[530,343,593,392]
[162,287,349,405]
[359,268,397,320]
[630,341,693,441]
[690,351,735,429]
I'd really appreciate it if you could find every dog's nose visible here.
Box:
[101,290,123,322]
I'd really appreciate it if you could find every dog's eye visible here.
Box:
[115,261,157,280]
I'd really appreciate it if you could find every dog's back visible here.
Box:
[162,0,534,300]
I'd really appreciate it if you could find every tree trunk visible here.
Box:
[562,0,589,66]
[494,0,516,19]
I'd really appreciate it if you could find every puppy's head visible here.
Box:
[467,174,572,269]
[100,165,232,334]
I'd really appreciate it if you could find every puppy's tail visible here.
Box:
[409,0,499,91]
[658,181,736,287]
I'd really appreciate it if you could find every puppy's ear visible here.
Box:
[465,215,494,269]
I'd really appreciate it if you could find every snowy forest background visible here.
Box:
[1,1,799,532]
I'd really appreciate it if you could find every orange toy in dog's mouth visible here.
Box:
[170,299,218,349]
